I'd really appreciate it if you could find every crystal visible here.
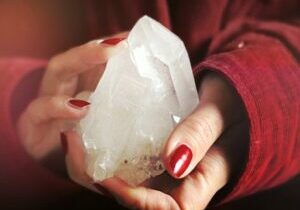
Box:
[79,16,199,185]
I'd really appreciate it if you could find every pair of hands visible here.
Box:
[17,32,248,210]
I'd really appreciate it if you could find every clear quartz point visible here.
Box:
[78,16,199,185]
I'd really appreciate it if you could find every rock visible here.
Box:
[78,16,199,185]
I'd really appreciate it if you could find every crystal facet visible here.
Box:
[79,16,199,185]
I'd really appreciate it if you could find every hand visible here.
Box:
[97,72,249,209]
[17,33,127,166]
[45,36,248,209]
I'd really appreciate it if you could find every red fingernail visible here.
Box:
[169,144,192,178]
[60,133,68,154]
[68,99,90,109]
[101,37,125,45]
[93,183,114,199]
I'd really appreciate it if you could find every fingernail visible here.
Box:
[93,183,114,199]
[169,144,192,178]
[60,132,68,154]
[68,99,90,109]
[101,37,125,45]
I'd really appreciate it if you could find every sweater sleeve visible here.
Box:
[0,58,78,207]
[193,19,300,203]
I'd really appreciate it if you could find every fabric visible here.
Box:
[0,0,299,209]
[195,21,300,202]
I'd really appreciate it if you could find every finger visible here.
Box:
[64,131,115,197]
[101,178,181,210]
[64,130,120,196]
[64,131,130,199]
[40,32,128,95]
[63,131,95,191]
[26,95,90,125]
[74,90,92,101]
[48,39,125,79]
[163,74,238,178]
[171,146,229,210]
[59,90,92,131]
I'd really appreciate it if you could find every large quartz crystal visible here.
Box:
[79,16,199,185]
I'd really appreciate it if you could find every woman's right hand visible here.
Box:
[17,33,127,166]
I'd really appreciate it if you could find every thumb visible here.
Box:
[163,103,225,178]
[171,146,230,210]
[162,73,237,178]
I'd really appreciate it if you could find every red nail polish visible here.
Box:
[93,183,114,199]
[169,144,192,178]
[60,133,68,154]
[101,37,125,45]
[68,99,90,109]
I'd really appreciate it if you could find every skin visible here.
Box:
[17,32,249,210]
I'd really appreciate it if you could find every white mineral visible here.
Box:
[79,16,199,185]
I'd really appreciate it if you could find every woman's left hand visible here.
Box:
[17,32,127,163]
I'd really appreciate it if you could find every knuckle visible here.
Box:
[48,97,62,115]
[181,116,215,152]
[47,55,62,73]
[82,41,109,62]
[26,98,47,124]
[53,96,69,112]
[47,54,69,81]
[194,116,215,141]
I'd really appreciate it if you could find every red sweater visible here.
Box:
[0,0,299,209]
